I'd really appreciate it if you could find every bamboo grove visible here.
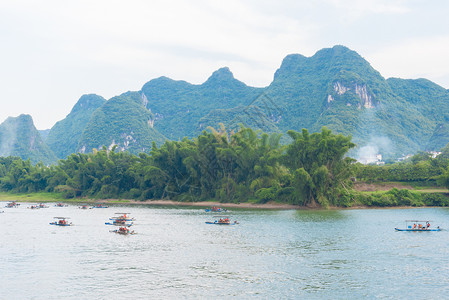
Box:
[1,125,357,207]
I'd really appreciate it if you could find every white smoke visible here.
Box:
[356,136,392,164]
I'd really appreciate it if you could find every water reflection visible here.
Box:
[293,209,347,222]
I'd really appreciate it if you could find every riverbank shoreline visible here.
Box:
[0,192,442,210]
[107,199,304,210]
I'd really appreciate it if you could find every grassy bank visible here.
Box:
[0,192,70,203]
[2,186,449,209]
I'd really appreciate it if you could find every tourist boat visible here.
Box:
[395,220,441,231]
[38,203,49,208]
[49,217,73,226]
[27,204,40,209]
[55,203,68,207]
[5,201,20,208]
[91,204,109,208]
[110,227,136,235]
[205,206,227,212]
[105,217,133,227]
[109,212,135,222]
[79,204,89,209]
[205,216,239,225]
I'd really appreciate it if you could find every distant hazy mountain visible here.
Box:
[46,94,106,159]
[0,114,56,164]
[77,92,166,154]
[39,129,51,141]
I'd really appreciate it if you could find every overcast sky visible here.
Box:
[1,0,449,129]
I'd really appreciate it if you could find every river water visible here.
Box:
[1,202,448,299]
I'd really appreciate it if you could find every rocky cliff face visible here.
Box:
[331,82,374,108]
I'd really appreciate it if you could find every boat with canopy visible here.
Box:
[109,213,135,222]
[205,216,238,225]
[105,213,133,227]
[395,220,441,231]
[5,201,20,208]
[49,217,73,226]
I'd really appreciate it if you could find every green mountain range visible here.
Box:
[0,114,56,164]
[77,92,166,154]
[46,94,106,159]
[2,45,449,163]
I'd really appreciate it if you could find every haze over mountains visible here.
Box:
[2,45,449,164]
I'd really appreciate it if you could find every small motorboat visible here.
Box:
[5,201,20,208]
[205,216,239,225]
[91,204,109,208]
[38,203,49,208]
[55,203,68,207]
[105,220,133,227]
[110,227,136,235]
[205,206,227,212]
[395,220,441,231]
[79,205,89,209]
[50,217,73,226]
[27,204,40,209]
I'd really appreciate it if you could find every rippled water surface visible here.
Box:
[1,202,449,299]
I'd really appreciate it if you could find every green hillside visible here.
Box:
[4,45,449,162]
[427,123,449,151]
[77,91,166,154]
[260,45,447,158]
[141,67,264,140]
[46,94,106,159]
[0,114,56,164]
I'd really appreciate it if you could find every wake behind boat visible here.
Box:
[50,217,73,226]
[395,220,441,231]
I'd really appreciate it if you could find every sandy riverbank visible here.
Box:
[96,199,304,210]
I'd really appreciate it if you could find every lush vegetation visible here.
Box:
[0,114,56,165]
[0,126,358,207]
[141,68,263,140]
[46,94,106,159]
[4,45,449,165]
[77,92,166,155]
[353,148,449,207]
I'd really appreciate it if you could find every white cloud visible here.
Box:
[366,36,449,86]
